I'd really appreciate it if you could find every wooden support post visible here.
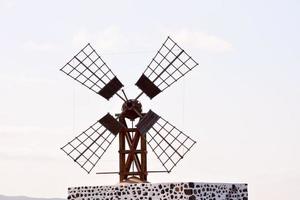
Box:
[118,114,147,182]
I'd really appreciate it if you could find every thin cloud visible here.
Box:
[0,125,66,136]
[72,27,233,54]
[72,26,163,53]
[165,29,234,53]
[0,125,68,161]
[72,26,127,52]
[0,0,16,10]
[0,149,61,161]
[21,41,59,52]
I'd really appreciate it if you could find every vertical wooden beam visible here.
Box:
[140,131,147,181]
[119,116,126,182]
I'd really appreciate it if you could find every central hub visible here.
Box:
[122,99,142,120]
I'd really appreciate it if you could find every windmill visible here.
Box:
[60,36,198,183]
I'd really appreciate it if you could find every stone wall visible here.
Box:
[68,182,248,200]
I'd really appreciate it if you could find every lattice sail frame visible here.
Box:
[61,121,117,173]
[137,110,196,172]
[136,36,198,99]
[60,43,123,100]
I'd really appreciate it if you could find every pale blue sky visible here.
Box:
[0,0,299,199]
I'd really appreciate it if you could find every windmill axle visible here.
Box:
[121,99,142,120]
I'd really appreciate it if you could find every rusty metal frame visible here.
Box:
[145,115,196,172]
[60,43,124,101]
[135,36,198,99]
[61,121,117,173]
[118,115,148,182]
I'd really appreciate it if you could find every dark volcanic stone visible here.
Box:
[189,182,194,188]
[184,189,193,195]
[189,195,196,200]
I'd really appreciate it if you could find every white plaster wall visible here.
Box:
[68,182,248,200]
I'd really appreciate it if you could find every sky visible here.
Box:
[0,0,299,199]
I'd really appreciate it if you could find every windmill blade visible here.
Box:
[60,43,124,101]
[136,110,196,172]
[135,36,198,99]
[61,114,123,173]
